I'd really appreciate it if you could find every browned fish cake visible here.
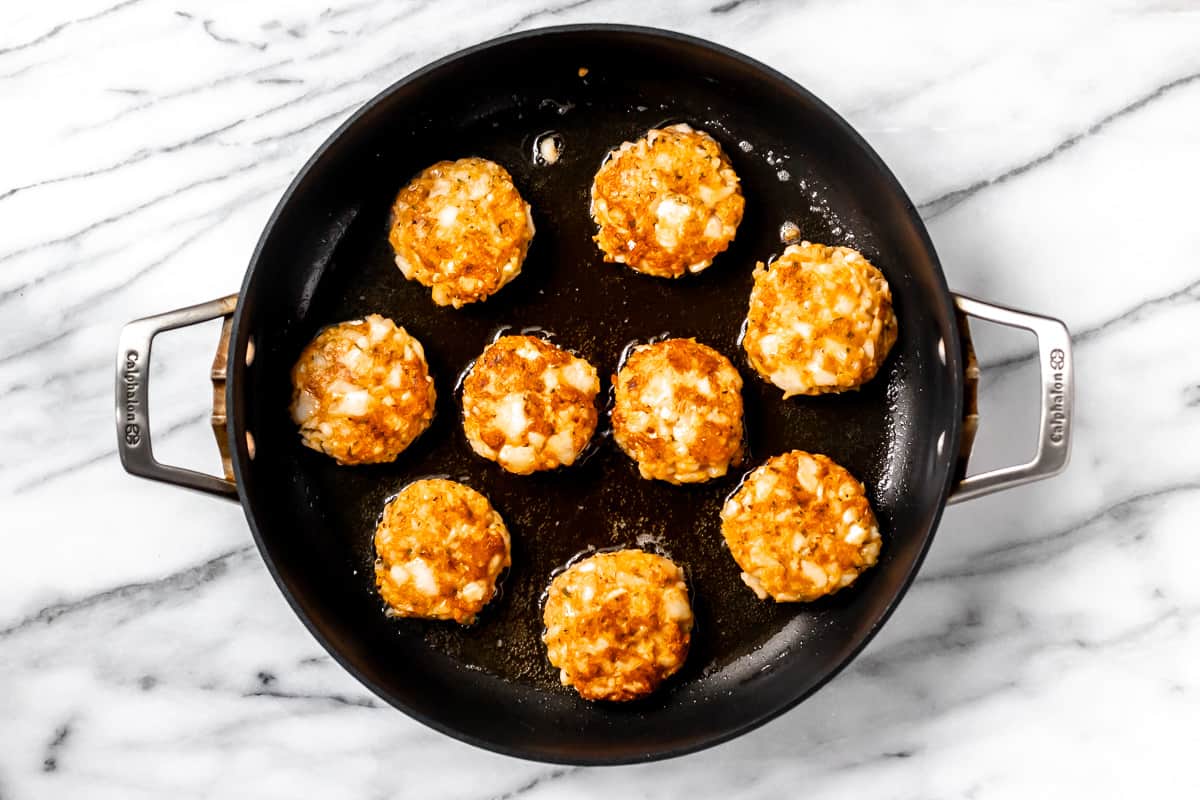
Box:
[743,241,897,397]
[721,451,882,602]
[461,335,600,475]
[590,124,744,278]
[542,549,693,702]
[374,479,511,624]
[611,338,744,484]
[388,157,534,307]
[289,315,435,465]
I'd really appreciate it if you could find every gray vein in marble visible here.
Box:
[1045,605,1191,659]
[486,767,583,800]
[920,481,1200,584]
[0,0,141,57]
[882,748,915,759]
[243,688,381,709]
[140,668,386,713]
[0,327,72,365]
[4,33,393,207]
[14,448,112,495]
[857,599,1192,697]
[845,50,999,121]
[250,99,363,146]
[99,665,383,712]
[0,545,254,637]
[979,272,1200,374]
[800,743,924,777]
[72,55,304,135]
[1062,605,1194,652]
[1035,272,1200,351]
[40,722,71,773]
[500,0,600,35]
[919,67,1200,219]
[13,408,211,493]
[173,703,355,741]
[854,607,1021,679]
[0,36,425,274]
[0,187,248,308]
[0,351,107,400]
[0,172,277,312]
[297,655,327,666]
[318,1,385,23]
[0,115,251,208]
[0,60,46,81]
[60,185,278,315]
[24,6,417,140]
[202,18,269,51]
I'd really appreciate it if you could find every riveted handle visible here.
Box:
[115,295,240,499]
[948,295,1073,504]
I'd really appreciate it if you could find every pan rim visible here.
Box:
[227,22,964,765]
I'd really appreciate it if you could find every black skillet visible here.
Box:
[116,25,1074,764]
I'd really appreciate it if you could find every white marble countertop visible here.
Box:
[3,0,1199,797]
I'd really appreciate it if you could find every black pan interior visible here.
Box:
[229,26,963,764]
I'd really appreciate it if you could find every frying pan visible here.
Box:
[115,25,1073,764]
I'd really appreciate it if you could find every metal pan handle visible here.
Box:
[115,295,240,500]
[948,295,1073,504]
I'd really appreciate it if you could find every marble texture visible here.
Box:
[2,0,1199,797]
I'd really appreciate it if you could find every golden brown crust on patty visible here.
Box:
[374,479,511,624]
[289,315,436,465]
[590,124,744,278]
[743,241,897,397]
[462,335,600,475]
[721,451,882,602]
[611,338,744,484]
[542,549,692,701]
[389,157,534,307]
